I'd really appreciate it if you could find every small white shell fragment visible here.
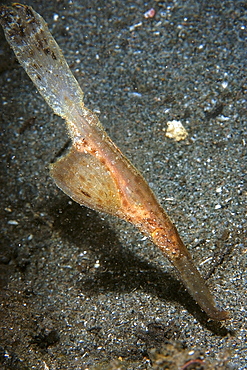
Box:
[129,22,143,31]
[216,186,222,193]
[164,120,188,141]
[94,259,100,268]
[215,204,222,209]
[8,220,19,225]
[144,8,156,19]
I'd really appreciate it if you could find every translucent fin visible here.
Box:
[50,147,122,215]
[0,4,86,123]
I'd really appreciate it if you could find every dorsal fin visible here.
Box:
[50,146,122,215]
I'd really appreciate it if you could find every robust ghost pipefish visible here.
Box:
[0,4,229,320]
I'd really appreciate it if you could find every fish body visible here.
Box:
[0,3,228,320]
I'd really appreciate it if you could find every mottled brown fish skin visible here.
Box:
[52,123,229,321]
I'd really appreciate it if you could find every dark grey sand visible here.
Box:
[0,0,246,369]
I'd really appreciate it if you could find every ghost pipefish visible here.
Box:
[0,4,229,320]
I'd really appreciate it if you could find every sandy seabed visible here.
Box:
[0,0,246,369]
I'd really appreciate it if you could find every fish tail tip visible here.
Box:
[208,309,230,321]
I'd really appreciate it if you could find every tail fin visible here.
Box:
[0,4,84,120]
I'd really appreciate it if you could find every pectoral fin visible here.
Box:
[50,146,122,215]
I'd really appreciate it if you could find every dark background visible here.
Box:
[0,0,246,368]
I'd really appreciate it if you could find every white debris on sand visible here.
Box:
[164,120,188,142]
